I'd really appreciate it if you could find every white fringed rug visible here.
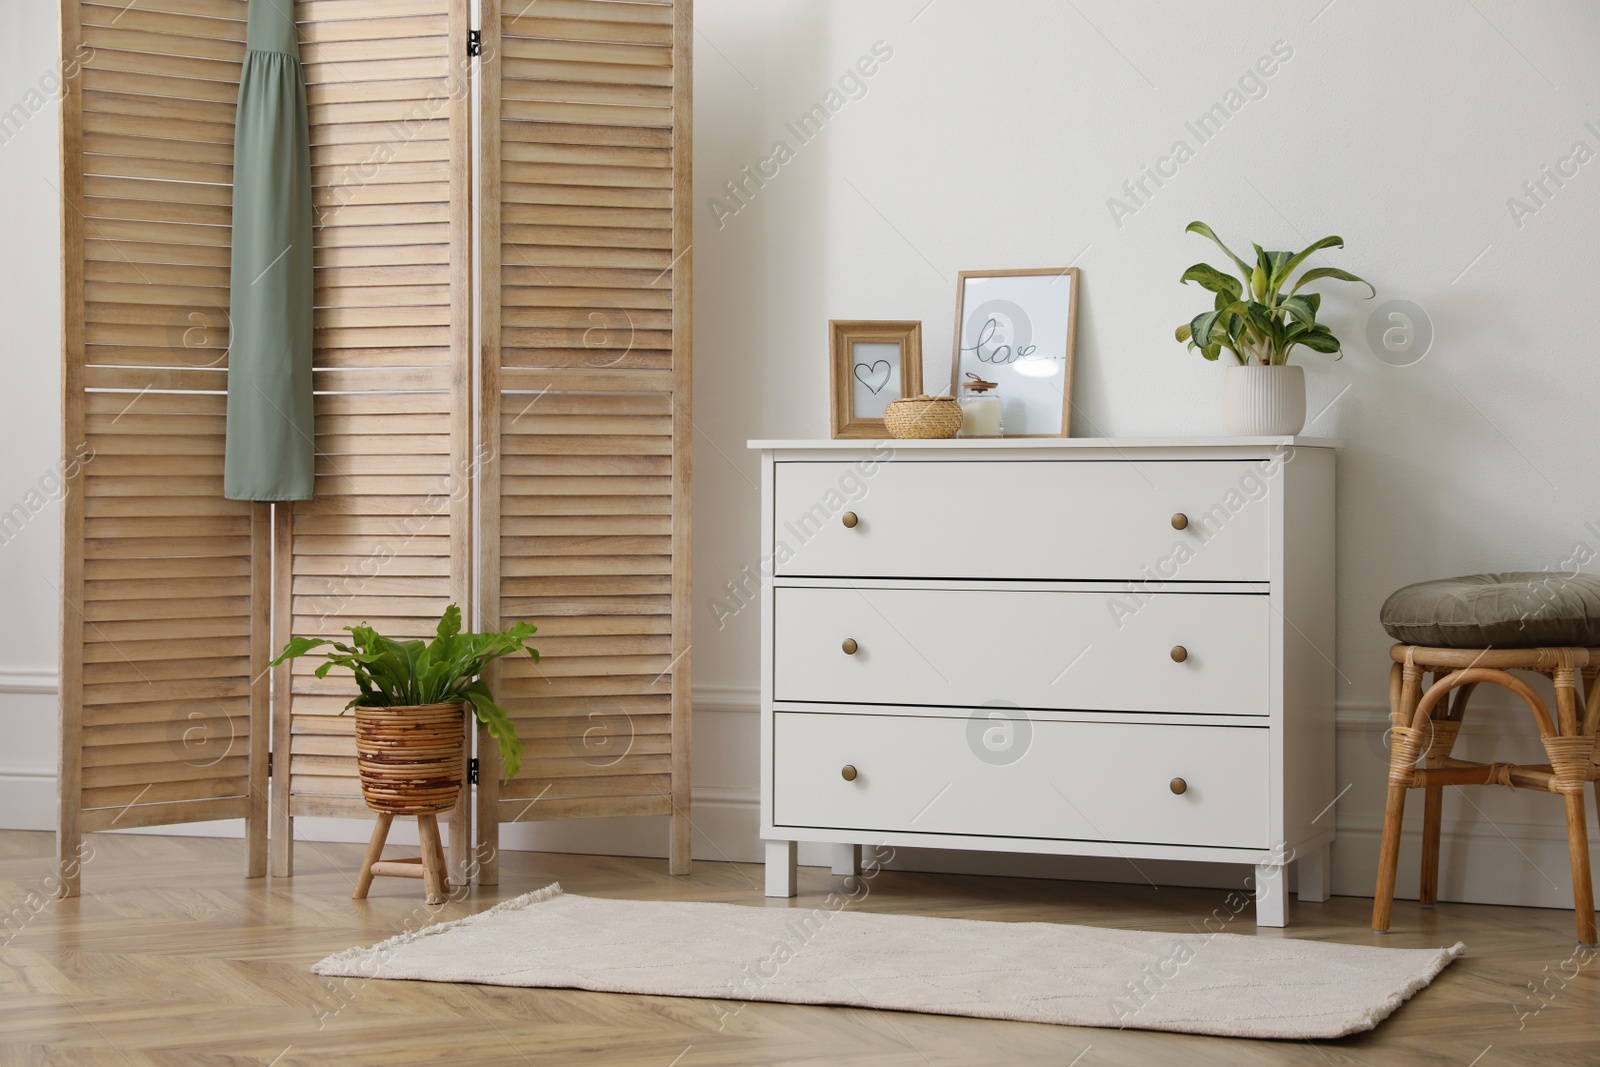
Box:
[313,884,1462,1040]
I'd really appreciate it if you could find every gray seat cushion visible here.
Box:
[1380,572,1600,649]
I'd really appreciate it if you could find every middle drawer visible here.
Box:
[773,586,1269,715]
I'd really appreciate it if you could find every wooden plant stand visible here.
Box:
[354,812,451,905]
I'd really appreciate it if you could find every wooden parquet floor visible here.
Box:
[0,830,1595,1066]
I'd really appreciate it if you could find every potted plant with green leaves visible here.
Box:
[270,604,536,816]
[1175,221,1373,435]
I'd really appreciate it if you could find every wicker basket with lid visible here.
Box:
[883,395,963,439]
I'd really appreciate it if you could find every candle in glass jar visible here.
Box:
[958,373,1003,437]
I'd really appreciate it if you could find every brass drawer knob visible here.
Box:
[841,638,859,655]
[1170,777,1187,795]
[841,764,858,782]
[1171,512,1189,530]
[1170,645,1188,663]
[842,512,859,529]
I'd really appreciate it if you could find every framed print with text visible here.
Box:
[950,268,1079,437]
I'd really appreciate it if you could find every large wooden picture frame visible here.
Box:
[950,268,1079,437]
[829,320,923,439]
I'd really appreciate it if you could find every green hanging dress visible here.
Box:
[224,0,314,501]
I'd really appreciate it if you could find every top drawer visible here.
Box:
[773,460,1270,581]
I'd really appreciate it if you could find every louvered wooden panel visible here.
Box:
[59,0,269,894]
[273,0,474,878]
[62,0,687,894]
[476,0,691,880]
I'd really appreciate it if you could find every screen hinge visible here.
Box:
[468,757,480,785]
[266,750,273,776]
[467,29,483,57]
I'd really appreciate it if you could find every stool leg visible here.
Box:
[1593,778,1600,924]
[1562,791,1596,945]
[1551,664,1597,946]
[353,812,393,900]
[1375,658,1423,933]
[1420,784,1443,908]
[1372,783,1408,933]
[417,813,446,906]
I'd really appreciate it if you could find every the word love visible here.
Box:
[960,317,1063,365]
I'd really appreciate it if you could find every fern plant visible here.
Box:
[1175,221,1374,366]
[269,604,537,780]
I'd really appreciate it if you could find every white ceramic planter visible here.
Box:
[1222,364,1306,436]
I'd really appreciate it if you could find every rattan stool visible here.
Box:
[1373,639,1600,944]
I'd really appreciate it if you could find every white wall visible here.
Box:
[0,0,74,823]
[685,0,1600,907]
[5,0,1600,907]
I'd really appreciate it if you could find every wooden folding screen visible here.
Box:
[58,0,268,896]
[61,0,688,891]
[474,0,692,880]
[271,0,475,878]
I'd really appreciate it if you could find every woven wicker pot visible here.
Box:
[884,395,963,439]
[353,702,467,815]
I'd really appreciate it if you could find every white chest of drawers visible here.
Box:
[752,437,1337,927]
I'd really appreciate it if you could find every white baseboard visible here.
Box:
[1332,825,1590,912]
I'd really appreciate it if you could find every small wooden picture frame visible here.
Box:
[950,268,1079,437]
[829,320,923,439]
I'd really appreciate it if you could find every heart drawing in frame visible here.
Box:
[854,360,892,395]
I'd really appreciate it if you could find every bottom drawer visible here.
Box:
[773,712,1269,849]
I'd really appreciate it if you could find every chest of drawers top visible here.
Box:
[749,437,1334,450]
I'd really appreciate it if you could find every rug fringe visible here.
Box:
[1347,941,1467,1035]
[310,883,563,976]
